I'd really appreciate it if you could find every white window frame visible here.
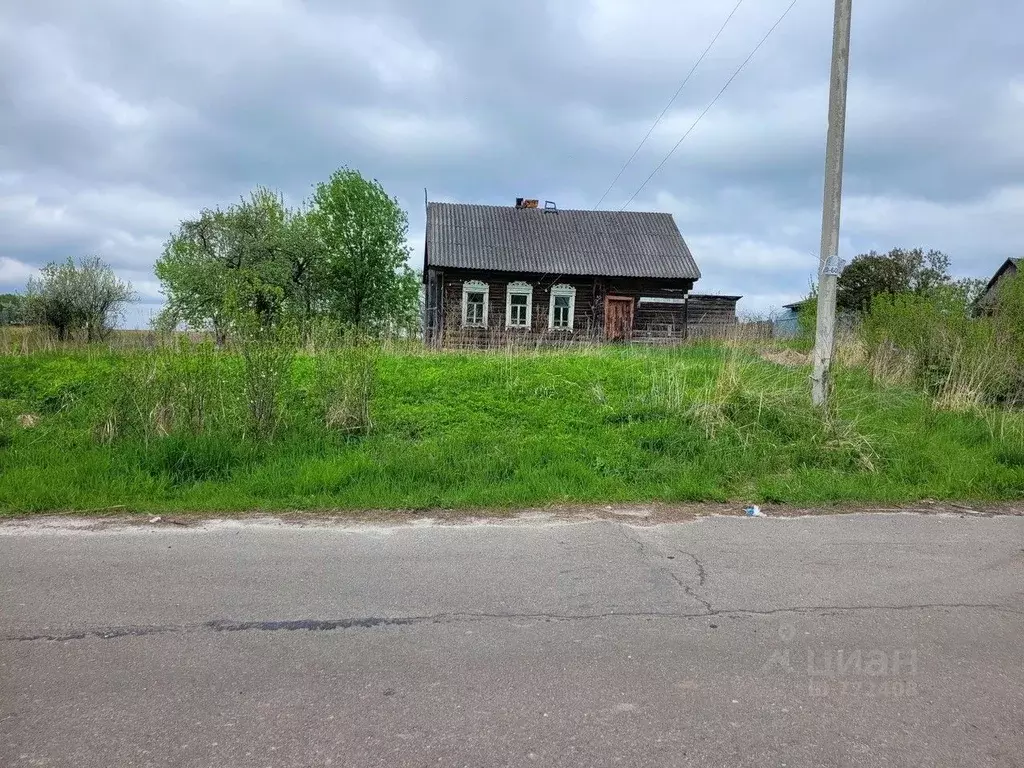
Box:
[462,280,489,328]
[548,284,577,331]
[505,282,533,329]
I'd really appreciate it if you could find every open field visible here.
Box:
[1,343,1023,514]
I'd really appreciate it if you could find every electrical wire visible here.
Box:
[593,0,747,210]
[618,0,800,211]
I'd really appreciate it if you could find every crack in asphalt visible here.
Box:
[207,618,417,632]
[683,584,715,614]
[617,525,650,559]
[619,525,715,613]
[678,550,708,588]
[8,625,180,642]
[8,524,1022,645]
[7,603,1019,643]
[672,548,713,613]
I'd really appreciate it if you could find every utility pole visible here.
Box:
[811,0,853,407]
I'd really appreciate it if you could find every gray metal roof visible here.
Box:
[426,202,701,280]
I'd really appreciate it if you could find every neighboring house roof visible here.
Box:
[982,257,1021,295]
[976,258,1021,314]
[425,202,701,280]
[782,299,812,311]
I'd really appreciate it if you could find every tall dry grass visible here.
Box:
[644,346,878,470]
[861,288,1023,412]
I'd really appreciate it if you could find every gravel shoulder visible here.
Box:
[1,500,1022,533]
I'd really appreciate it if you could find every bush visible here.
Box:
[26,257,135,342]
[0,294,25,326]
[861,286,1022,408]
[237,325,296,440]
[988,275,1024,403]
[313,347,376,434]
[99,341,234,443]
[796,297,818,343]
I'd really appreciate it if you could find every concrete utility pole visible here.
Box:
[811,0,853,407]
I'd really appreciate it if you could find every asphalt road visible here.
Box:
[2,512,1023,767]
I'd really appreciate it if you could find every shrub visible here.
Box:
[796,297,818,343]
[0,294,25,326]
[313,347,376,434]
[988,275,1024,404]
[237,324,296,440]
[860,287,1015,408]
[26,257,135,342]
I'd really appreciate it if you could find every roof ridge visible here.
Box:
[427,201,672,216]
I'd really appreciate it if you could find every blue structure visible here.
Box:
[773,300,808,338]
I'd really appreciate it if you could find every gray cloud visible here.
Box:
[2,0,1023,326]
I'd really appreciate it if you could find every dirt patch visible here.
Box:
[759,349,810,367]
[16,414,40,428]
[2,501,1022,532]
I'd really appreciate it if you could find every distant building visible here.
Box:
[773,298,857,338]
[774,299,810,338]
[422,199,739,345]
[976,258,1020,314]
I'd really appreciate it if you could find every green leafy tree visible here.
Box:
[78,256,138,341]
[26,257,135,341]
[157,171,416,341]
[394,267,423,337]
[308,168,414,331]
[155,207,234,340]
[905,248,952,295]
[156,188,314,341]
[0,293,26,325]
[837,248,952,313]
[955,277,987,308]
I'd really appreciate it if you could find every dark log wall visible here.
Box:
[686,294,740,339]
[433,269,597,345]
[426,267,706,346]
[687,295,740,323]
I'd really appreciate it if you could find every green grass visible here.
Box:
[1,343,1023,514]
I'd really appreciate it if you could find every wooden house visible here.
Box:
[422,199,738,345]
[976,258,1021,314]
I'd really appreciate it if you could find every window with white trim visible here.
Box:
[505,282,533,329]
[548,284,576,330]
[462,280,489,328]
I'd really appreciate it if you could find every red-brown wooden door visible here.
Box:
[604,296,635,341]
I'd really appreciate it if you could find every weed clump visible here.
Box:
[649,350,878,473]
[142,435,254,484]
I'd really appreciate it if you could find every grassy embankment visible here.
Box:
[1,342,1023,514]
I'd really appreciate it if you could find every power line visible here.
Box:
[593,0,747,210]
[618,0,800,211]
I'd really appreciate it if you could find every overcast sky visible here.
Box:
[2,0,1022,326]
